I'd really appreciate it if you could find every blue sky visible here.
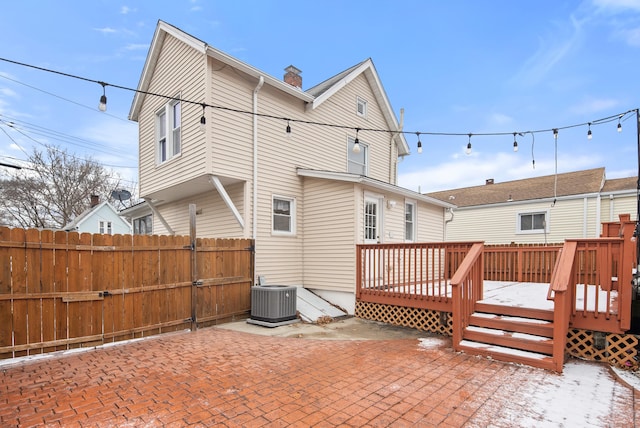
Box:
[1,0,640,194]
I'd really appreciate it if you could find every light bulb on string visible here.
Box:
[553,129,558,140]
[98,82,107,112]
[286,120,292,138]
[416,132,422,154]
[587,123,592,140]
[513,132,518,152]
[352,128,361,153]
[618,115,623,133]
[465,133,472,155]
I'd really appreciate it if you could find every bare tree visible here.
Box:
[0,145,129,229]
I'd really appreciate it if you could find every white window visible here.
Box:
[348,137,368,176]
[405,202,416,241]
[272,196,295,235]
[517,211,548,234]
[99,221,112,235]
[156,99,181,163]
[356,97,367,118]
[133,214,153,235]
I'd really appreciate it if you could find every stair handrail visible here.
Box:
[548,241,578,373]
[450,242,484,350]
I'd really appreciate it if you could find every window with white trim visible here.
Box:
[133,214,153,235]
[405,202,416,241]
[156,99,181,163]
[272,196,295,235]
[356,97,367,118]
[517,211,547,233]
[347,137,368,175]
[99,221,112,235]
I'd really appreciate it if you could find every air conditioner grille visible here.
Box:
[250,285,297,323]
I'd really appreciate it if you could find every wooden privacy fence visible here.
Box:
[0,226,254,359]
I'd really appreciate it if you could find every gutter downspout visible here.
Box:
[253,76,264,240]
[390,108,404,185]
[444,207,454,241]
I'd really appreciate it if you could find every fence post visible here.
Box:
[190,204,197,331]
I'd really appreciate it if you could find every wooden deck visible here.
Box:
[355,215,637,372]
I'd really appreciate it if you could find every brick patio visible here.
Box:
[1,326,638,427]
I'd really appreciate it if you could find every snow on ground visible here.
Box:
[466,359,634,427]
[417,337,448,349]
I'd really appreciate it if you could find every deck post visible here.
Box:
[619,216,636,331]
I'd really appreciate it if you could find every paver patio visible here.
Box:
[1,325,638,427]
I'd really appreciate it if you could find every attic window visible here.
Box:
[356,97,367,118]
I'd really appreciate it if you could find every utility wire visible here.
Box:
[1,56,638,141]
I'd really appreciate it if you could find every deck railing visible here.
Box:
[450,243,485,348]
[484,244,563,283]
[355,242,477,311]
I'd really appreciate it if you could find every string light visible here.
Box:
[0,56,637,156]
[98,82,107,112]
[353,128,361,153]
[199,104,206,133]
[513,132,518,152]
[286,120,291,138]
[553,128,558,140]
[587,122,592,140]
[416,132,422,154]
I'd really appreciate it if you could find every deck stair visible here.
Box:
[457,302,559,371]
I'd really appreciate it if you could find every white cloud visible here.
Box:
[510,15,585,86]
[0,87,18,98]
[120,6,135,15]
[592,0,640,12]
[399,151,600,193]
[123,43,149,51]
[94,27,117,35]
[568,97,620,115]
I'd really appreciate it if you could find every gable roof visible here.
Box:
[63,201,130,231]
[602,176,638,193]
[426,168,614,208]
[129,21,409,155]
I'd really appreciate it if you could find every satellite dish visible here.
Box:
[111,189,131,201]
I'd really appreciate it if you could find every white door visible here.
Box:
[364,197,381,244]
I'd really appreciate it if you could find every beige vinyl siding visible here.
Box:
[444,196,619,244]
[302,178,357,293]
[601,193,637,223]
[139,34,207,197]
[150,182,246,238]
[417,202,446,242]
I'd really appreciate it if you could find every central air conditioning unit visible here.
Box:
[248,285,298,327]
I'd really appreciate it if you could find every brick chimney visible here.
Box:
[486,179,494,185]
[283,65,302,88]
[90,194,99,208]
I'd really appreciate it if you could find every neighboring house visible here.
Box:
[426,167,638,244]
[123,20,454,313]
[64,195,132,235]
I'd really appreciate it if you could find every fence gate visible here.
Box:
[0,208,253,360]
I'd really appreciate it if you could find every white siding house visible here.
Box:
[124,21,453,313]
[64,198,132,235]
[426,168,638,244]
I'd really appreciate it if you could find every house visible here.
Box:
[64,195,132,235]
[426,167,638,244]
[124,20,454,313]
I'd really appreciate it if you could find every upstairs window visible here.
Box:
[156,99,181,164]
[517,211,547,233]
[347,137,368,176]
[405,202,416,242]
[272,196,296,235]
[357,97,367,118]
